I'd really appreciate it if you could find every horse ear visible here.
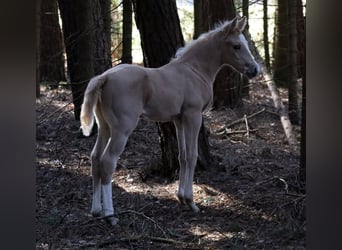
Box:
[230,17,239,31]
[236,16,247,32]
[219,17,239,39]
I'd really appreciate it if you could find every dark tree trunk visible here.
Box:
[296,0,305,79]
[299,17,306,186]
[193,0,203,39]
[273,0,289,87]
[272,11,277,65]
[92,0,112,75]
[36,0,41,97]
[132,0,211,178]
[40,0,66,87]
[132,0,183,67]
[195,0,248,109]
[58,0,95,120]
[288,0,299,124]
[121,0,133,64]
[242,0,249,31]
[263,0,271,69]
[213,65,244,109]
[196,0,236,32]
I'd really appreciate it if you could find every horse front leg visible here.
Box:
[174,119,187,205]
[182,112,202,213]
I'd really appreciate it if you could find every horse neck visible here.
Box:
[178,39,222,85]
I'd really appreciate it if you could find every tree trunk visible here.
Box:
[296,0,305,79]
[263,0,271,69]
[273,0,289,87]
[132,0,184,67]
[261,65,297,146]
[299,16,306,186]
[40,0,66,88]
[58,0,95,120]
[213,65,244,109]
[36,0,41,97]
[92,0,112,75]
[242,0,249,31]
[121,0,133,64]
[241,0,251,97]
[288,0,299,124]
[132,0,211,178]
[193,0,203,39]
[195,0,248,109]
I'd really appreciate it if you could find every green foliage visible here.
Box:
[177,5,194,41]
[110,1,123,62]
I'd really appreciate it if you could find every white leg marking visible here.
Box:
[91,177,102,216]
[102,182,117,226]
[102,182,114,216]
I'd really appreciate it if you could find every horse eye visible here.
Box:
[233,44,241,50]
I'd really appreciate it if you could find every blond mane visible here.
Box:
[173,19,234,60]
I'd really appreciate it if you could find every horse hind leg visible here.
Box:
[90,111,110,217]
[98,115,139,225]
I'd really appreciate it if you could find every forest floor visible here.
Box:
[36,79,305,249]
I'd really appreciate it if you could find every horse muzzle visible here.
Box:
[245,64,259,79]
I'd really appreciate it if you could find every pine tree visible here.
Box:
[132,0,211,178]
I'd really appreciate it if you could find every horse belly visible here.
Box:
[142,96,182,122]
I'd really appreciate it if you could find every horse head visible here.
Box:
[217,16,260,79]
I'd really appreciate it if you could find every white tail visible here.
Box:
[80,75,106,136]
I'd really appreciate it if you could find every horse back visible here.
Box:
[99,63,211,122]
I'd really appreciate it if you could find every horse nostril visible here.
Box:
[246,65,258,78]
[253,67,257,74]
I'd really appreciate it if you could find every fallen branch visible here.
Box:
[118,210,167,237]
[37,99,74,126]
[149,236,189,245]
[244,114,250,137]
[97,235,189,248]
[215,108,265,134]
[260,65,297,146]
[225,128,258,135]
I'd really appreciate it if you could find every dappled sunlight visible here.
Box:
[37,82,304,248]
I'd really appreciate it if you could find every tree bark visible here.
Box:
[58,0,95,120]
[36,0,41,97]
[299,16,306,185]
[132,0,211,178]
[296,0,305,79]
[273,0,289,88]
[242,0,249,31]
[92,0,112,75]
[132,0,184,67]
[299,72,306,185]
[261,65,296,146]
[40,0,66,87]
[213,65,244,109]
[263,0,271,69]
[195,0,248,109]
[121,0,133,64]
[193,0,203,39]
[288,0,299,124]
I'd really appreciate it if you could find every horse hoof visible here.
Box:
[177,197,186,205]
[90,210,102,217]
[190,203,200,213]
[185,200,200,213]
[104,215,118,226]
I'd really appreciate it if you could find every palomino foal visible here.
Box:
[80,16,259,225]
